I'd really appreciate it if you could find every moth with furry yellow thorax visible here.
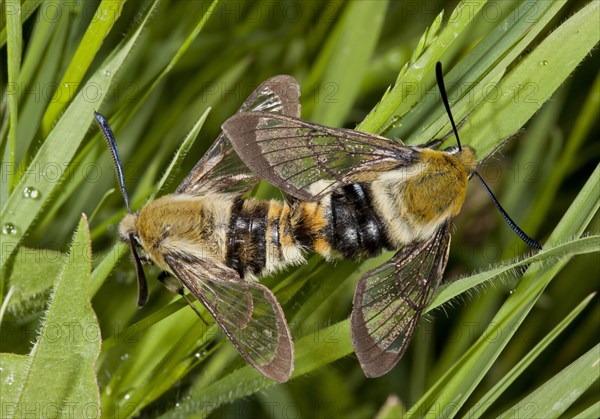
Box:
[96,63,541,382]
[220,62,541,377]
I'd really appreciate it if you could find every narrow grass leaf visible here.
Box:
[428,235,600,312]
[498,343,600,418]
[307,0,387,126]
[467,293,597,418]
[4,0,22,192]
[462,0,600,155]
[168,320,353,418]
[358,0,487,134]
[42,0,126,133]
[409,166,599,418]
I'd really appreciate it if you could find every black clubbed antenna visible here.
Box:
[94,112,149,307]
[435,63,542,250]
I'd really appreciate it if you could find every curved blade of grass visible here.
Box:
[0,0,42,48]
[573,402,600,419]
[467,293,596,418]
[41,0,127,134]
[498,343,600,418]
[13,215,101,418]
[305,0,387,126]
[428,235,600,313]
[0,1,160,272]
[407,164,599,418]
[461,0,600,155]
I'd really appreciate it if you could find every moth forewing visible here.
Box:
[221,112,420,201]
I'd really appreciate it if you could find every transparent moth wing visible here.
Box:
[351,223,451,377]
[177,76,301,196]
[165,255,294,382]
[222,112,419,201]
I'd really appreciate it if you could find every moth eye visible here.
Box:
[443,146,460,154]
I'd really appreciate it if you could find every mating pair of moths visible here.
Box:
[96,63,540,382]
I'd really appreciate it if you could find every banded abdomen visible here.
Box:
[226,183,392,279]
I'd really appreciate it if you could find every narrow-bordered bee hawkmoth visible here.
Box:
[221,62,541,377]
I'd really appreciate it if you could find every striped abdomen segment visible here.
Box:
[225,183,391,278]
[329,184,391,259]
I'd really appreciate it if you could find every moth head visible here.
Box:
[119,213,140,243]
[95,112,149,307]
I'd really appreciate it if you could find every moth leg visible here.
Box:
[157,271,209,326]
[138,254,154,265]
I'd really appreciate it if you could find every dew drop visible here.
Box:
[124,394,130,401]
[23,187,40,200]
[541,60,548,66]
[2,223,18,235]
[120,353,129,361]
[4,372,15,385]
[104,70,111,76]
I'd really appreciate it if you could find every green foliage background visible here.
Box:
[1,1,598,418]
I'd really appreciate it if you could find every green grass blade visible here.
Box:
[306,0,387,126]
[428,235,600,312]
[41,0,126,134]
[498,343,600,418]
[4,0,22,193]
[462,0,600,155]
[358,0,487,134]
[0,1,160,273]
[467,293,597,418]
[166,320,353,418]
[13,215,101,418]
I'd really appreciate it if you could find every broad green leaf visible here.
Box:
[0,354,29,411]
[13,215,101,418]
[5,247,66,318]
